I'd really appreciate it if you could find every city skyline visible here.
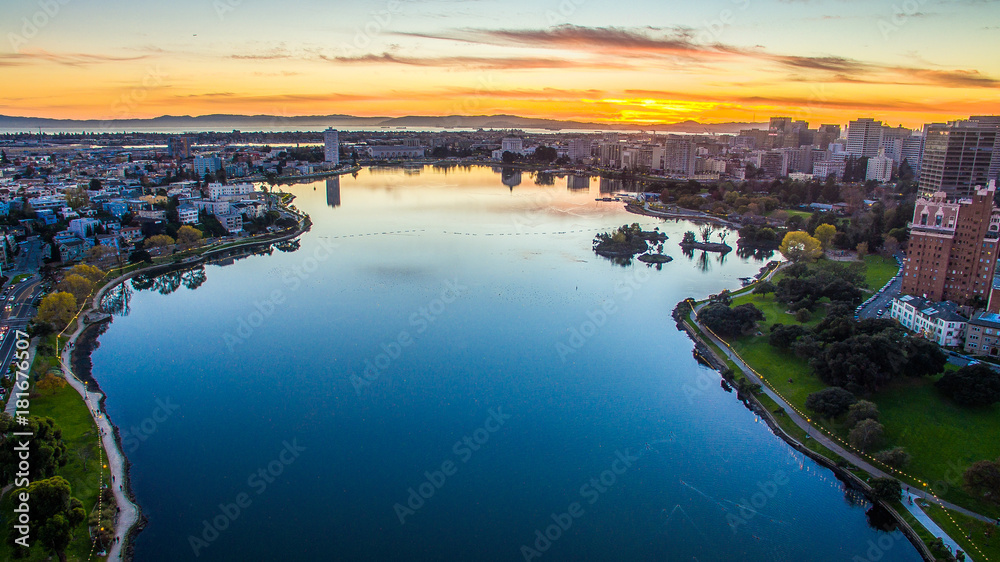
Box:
[2,0,998,128]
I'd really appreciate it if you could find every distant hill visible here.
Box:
[0,113,765,134]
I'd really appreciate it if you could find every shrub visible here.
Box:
[805,387,856,418]
[847,400,880,427]
[869,477,902,502]
[874,447,911,469]
[794,308,811,323]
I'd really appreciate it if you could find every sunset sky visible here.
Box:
[2,0,998,128]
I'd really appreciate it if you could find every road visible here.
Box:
[1,276,44,414]
[858,275,902,319]
[10,237,44,275]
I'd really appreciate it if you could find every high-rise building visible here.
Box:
[598,142,623,168]
[866,149,893,182]
[900,134,925,175]
[168,136,191,159]
[901,181,1000,306]
[194,156,222,176]
[662,136,696,177]
[846,118,884,158]
[969,115,1000,184]
[918,119,997,198]
[323,128,340,165]
[769,117,792,132]
[879,125,911,163]
[567,139,591,162]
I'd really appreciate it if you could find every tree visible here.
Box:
[752,281,775,297]
[849,419,885,452]
[10,476,86,562]
[697,303,764,338]
[87,245,114,263]
[875,447,911,468]
[901,337,947,378]
[814,224,836,250]
[64,187,90,210]
[856,241,869,258]
[869,477,902,502]
[67,263,105,282]
[0,416,69,485]
[0,149,8,165]
[36,292,77,329]
[129,249,152,264]
[778,231,823,263]
[847,400,879,427]
[176,225,204,247]
[144,234,176,249]
[963,458,1000,505]
[769,323,808,349]
[805,387,856,417]
[57,274,95,304]
[936,364,1000,406]
[88,178,102,190]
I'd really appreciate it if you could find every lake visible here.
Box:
[91,165,921,561]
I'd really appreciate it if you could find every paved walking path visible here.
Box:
[689,303,993,524]
[59,319,139,561]
[902,492,973,561]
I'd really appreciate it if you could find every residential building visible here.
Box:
[208,182,254,200]
[866,150,894,182]
[215,212,243,233]
[846,118,884,158]
[324,128,340,165]
[889,295,968,347]
[177,205,199,224]
[965,312,1000,356]
[919,119,998,198]
[68,217,100,239]
[194,156,223,176]
[567,139,591,162]
[901,181,1000,305]
[102,200,128,218]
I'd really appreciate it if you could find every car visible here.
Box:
[877,310,885,316]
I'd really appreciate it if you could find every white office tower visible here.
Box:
[324,128,340,165]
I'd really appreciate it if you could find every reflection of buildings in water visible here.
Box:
[599,177,622,194]
[567,175,590,190]
[326,177,341,208]
[501,169,522,189]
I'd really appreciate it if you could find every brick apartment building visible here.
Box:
[900,181,1000,309]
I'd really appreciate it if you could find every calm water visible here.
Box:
[91,166,920,561]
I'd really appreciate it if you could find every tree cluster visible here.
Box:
[697,303,765,338]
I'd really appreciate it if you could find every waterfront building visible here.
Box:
[889,295,968,347]
[901,181,1000,306]
[324,128,340,165]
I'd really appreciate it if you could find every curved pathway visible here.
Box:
[689,303,992,523]
[59,319,139,561]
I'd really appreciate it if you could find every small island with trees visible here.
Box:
[680,226,732,253]
[592,223,671,265]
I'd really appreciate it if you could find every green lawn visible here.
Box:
[718,256,1000,520]
[0,377,107,561]
[862,254,899,290]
